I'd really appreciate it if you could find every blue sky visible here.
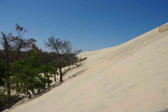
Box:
[0,0,168,51]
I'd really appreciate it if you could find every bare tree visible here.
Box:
[45,37,75,83]
[45,37,64,82]
[14,24,36,59]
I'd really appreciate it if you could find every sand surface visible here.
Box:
[9,23,168,112]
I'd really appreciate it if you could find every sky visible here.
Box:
[0,0,168,51]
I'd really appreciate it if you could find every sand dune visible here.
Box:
[9,23,168,112]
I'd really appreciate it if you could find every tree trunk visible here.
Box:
[6,77,11,108]
[59,66,63,83]
[15,47,21,89]
[16,82,19,89]
[54,74,56,82]
[27,91,31,99]
[3,34,11,108]
[47,75,50,88]
[56,50,63,83]
[6,59,11,96]
[5,46,11,96]
[6,79,11,96]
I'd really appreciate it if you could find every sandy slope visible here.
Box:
[9,23,168,112]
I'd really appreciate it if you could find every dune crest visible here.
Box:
[10,23,168,112]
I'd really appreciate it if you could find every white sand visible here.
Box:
[9,23,168,112]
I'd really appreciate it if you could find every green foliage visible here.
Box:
[40,64,58,75]
[11,52,58,97]
[11,54,38,95]
[39,64,58,87]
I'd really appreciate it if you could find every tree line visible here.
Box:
[0,24,84,110]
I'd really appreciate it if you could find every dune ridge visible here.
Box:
[9,23,168,112]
